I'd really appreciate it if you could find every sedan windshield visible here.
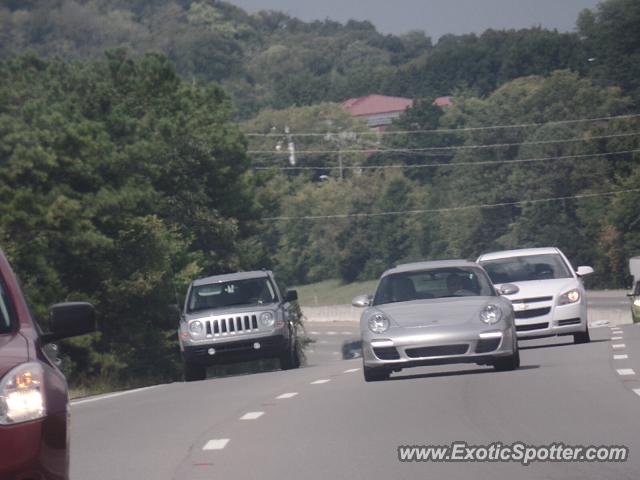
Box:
[187,278,277,313]
[480,254,573,284]
[373,267,495,306]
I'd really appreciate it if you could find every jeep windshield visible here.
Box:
[480,254,573,284]
[187,277,278,313]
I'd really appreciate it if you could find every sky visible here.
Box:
[225,0,602,38]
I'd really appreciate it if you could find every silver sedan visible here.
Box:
[353,260,520,382]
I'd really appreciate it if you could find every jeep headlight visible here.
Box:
[558,289,580,306]
[260,311,275,327]
[0,363,45,425]
[480,304,502,324]
[189,320,204,335]
[368,313,390,333]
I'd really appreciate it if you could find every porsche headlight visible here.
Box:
[260,311,275,327]
[558,289,581,306]
[0,363,45,425]
[368,313,390,333]
[480,304,502,324]
[633,298,640,307]
[188,320,204,335]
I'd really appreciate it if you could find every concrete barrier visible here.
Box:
[302,292,635,326]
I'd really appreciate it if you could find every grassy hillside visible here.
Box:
[293,278,379,306]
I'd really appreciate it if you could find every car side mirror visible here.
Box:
[42,302,96,343]
[498,284,519,296]
[576,266,594,277]
[284,290,298,302]
[352,294,372,308]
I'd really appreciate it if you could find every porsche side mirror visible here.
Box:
[352,294,372,308]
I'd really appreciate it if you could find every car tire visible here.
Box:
[280,339,300,370]
[363,364,390,382]
[184,362,206,382]
[494,341,520,372]
[574,328,591,344]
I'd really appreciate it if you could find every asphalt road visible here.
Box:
[71,317,640,480]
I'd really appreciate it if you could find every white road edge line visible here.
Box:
[71,385,158,406]
[612,344,626,350]
[240,411,264,420]
[203,439,230,451]
[276,392,298,399]
[344,368,360,373]
[311,379,331,384]
[617,369,636,376]
[613,354,629,360]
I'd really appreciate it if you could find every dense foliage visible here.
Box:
[0,51,256,383]
[1,0,639,386]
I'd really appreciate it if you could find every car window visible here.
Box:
[187,278,277,312]
[480,254,573,283]
[373,267,495,306]
[0,277,16,334]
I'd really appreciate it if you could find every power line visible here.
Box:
[245,113,640,138]
[248,131,640,155]
[254,148,640,171]
[261,188,640,221]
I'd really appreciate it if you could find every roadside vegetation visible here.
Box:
[0,0,639,392]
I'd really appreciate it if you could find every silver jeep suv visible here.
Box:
[178,270,300,381]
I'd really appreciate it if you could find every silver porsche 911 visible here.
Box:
[353,260,520,382]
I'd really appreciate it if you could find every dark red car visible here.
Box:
[0,249,95,480]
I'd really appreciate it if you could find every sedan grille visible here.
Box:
[510,296,553,304]
[514,307,551,319]
[516,322,549,332]
[205,315,259,336]
[405,344,468,358]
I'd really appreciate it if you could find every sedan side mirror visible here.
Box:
[42,302,96,343]
[352,294,372,308]
[498,284,519,296]
[284,290,298,302]
[576,266,594,277]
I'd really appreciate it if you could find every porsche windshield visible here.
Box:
[373,267,495,306]
[480,254,573,284]
[187,277,277,312]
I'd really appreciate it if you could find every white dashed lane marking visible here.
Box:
[612,336,623,340]
[276,392,298,399]
[617,369,636,376]
[240,412,264,420]
[203,439,229,451]
[614,354,629,360]
[634,389,640,398]
[344,368,360,373]
[311,379,331,384]
[612,344,626,350]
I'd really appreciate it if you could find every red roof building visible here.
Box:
[342,94,452,130]
[342,95,414,130]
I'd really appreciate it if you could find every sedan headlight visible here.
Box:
[368,313,390,333]
[260,311,275,327]
[0,363,45,425]
[188,320,204,335]
[480,304,502,324]
[558,289,581,306]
